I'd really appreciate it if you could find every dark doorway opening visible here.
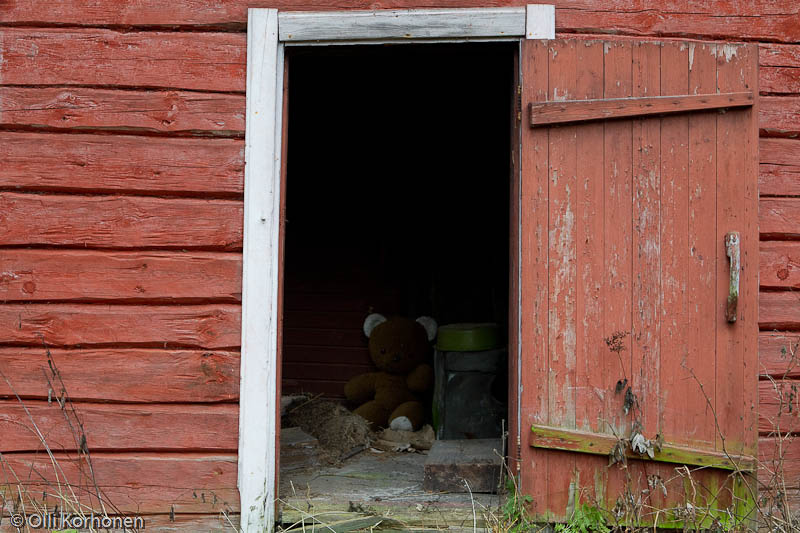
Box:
[278,42,516,527]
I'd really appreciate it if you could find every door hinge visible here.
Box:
[516,84,522,122]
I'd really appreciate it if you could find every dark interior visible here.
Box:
[281,43,515,403]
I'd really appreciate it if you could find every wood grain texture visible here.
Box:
[0,249,242,302]
[238,10,280,531]
[760,44,800,94]
[742,43,761,460]
[1,0,798,43]
[761,43,800,68]
[759,333,800,378]
[761,242,800,290]
[546,38,578,433]
[530,92,752,126]
[0,401,238,452]
[0,453,239,514]
[0,28,246,92]
[0,193,243,249]
[0,132,244,196]
[716,43,756,456]
[0,87,245,135]
[759,380,800,435]
[660,41,695,447]
[279,7,526,41]
[572,39,606,511]
[759,437,800,489]
[543,38,580,518]
[0,348,239,402]
[530,424,755,470]
[759,138,800,196]
[519,37,759,519]
[518,38,550,519]
[631,40,661,444]
[761,292,800,331]
[761,198,800,239]
[602,39,634,438]
[573,39,605,432]
[0,304,241,348]
[760,96,800,138]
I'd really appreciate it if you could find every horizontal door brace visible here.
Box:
[529,91,753,127]
[530,424,756,472]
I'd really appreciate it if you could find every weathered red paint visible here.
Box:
[1,401,239,452]
[0,0,797,522]
[519,37,759,520]
[1,0,798,43]
[0,132,244,196]
[0,304,241,348]
[0,87,244,134]
[0,250,242,302]
[0,193,243,249]
[1,453,239,514]
[0,348,239,403]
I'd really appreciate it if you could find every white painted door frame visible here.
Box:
[240,6,554,531]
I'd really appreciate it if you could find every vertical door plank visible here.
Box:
[659,42,693,446]
[602,41,634,436]
[716,44,748,457]
[631,41,662,439]
[547,39,578,431]
[508,43,522,478]
[519,38,552,520]
[545,38,579,518]
[573,39,608,509]
[739,44,760,457]
[275,53,290,495]
[602,39,635,516]
[687,43,719,449]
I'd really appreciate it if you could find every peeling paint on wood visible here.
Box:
[1,401,239,452]
[0,348,239,402]
[0,453,239,514]
[519,37,758,520]
[0,193,243,249]
[0,87,245,134]
[0,304,241,348]
[0,132,244,196]
[530,424,757,471]
[0,28,246,92]
[0,249,242,302]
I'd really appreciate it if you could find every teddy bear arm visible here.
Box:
[406,363,434,393]
[344,372,378,404]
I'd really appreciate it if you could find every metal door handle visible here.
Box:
[725,232,740,323]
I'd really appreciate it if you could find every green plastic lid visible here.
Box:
[436,323,500,352]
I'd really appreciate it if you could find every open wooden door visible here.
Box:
[518,37,758,526]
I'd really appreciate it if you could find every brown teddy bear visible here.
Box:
[344,313,437,431]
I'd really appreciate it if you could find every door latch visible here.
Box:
[725,231,740,323]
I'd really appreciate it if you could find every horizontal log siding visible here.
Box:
[0,26,247,522]
[0,1,798,524]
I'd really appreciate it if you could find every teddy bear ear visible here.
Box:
[363,313,388,338]
[416,316,438,341]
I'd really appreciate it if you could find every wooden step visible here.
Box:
[423,439,503,494]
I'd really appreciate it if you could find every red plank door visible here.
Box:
[517,38,759,526]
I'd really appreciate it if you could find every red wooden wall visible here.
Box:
[0,0,798,528]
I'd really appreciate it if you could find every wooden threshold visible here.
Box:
[530,424,756,472]
[529,91,753,127]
